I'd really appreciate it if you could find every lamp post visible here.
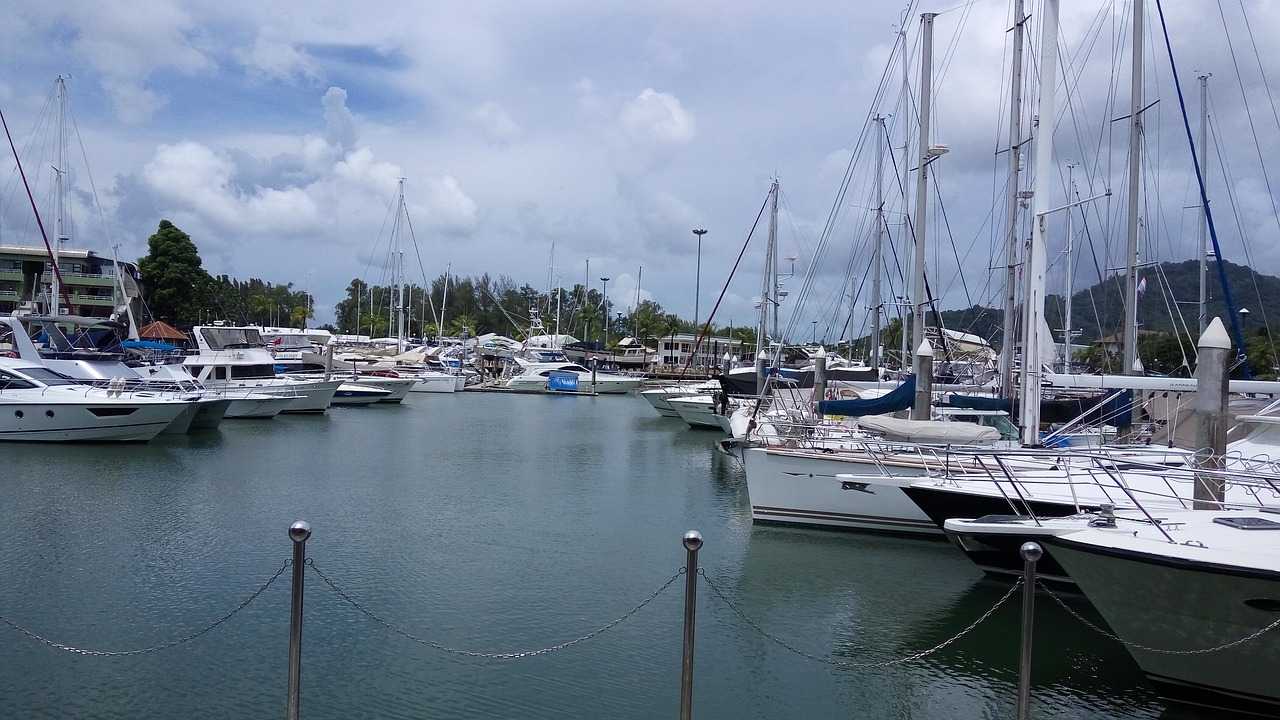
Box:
[812,320,818,345]
[693,228,707,332]
[600,277,610,349]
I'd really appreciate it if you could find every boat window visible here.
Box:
[4,366,81,387]
[230,364,277,379]
[0,369,36,390]
[200,327,264,350]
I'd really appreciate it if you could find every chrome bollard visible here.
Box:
[679,531,703,720]
[1017,542,1041,720]
[287,521,311,720]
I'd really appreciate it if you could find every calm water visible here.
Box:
[0,392,1212,719]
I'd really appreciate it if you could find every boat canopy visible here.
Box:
[817,375,916,417]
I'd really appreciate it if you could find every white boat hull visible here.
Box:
[668,395,727,429]
[742,446,939,534]
[0,396,188,442]
[223,393,292,419]
[407,373,460,393]
[1047,515,1280,715]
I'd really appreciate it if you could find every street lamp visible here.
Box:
[693,228,707,331]
[600,277,610,349]
[812,320,818,345]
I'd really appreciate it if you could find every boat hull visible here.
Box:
[0,399,185,442]
[1047,536,1280,715]
[742,446,940,535]
[668,395,726,429]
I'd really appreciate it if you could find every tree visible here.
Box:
[137,220,213,326]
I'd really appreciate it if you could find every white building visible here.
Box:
[656,333,746,370]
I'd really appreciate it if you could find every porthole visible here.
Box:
[45,410,54,418]
[14,410,22,419]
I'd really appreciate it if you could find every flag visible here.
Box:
[1137,276,1146,295]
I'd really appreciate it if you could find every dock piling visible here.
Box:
[287,520,311,720]
[680,530,703,720]
[1017,542,1041,720]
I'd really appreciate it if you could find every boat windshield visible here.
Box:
[200,327,264,350]
[9,365,83,387]
[18,317,127,358]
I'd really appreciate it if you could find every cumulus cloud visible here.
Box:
[237,34,321,84]
[142,141,320,233]
[418,175,479,235]
[323,87,359,155]
[618,88,695,147]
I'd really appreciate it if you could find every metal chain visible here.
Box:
[1039,580,1280,655]
[699,569,1023,668]
[306,559,684,659]
[0,559,292,657]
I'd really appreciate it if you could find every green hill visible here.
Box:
[935,259,1279,349]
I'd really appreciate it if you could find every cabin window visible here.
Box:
[0,370,35,390]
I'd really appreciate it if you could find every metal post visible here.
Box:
[679,530,703,720]
[1017,541,1041,720]
[287,520,311,720]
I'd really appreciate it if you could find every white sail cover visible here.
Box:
[855,416,1000,444]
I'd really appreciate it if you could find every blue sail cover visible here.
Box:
[818,374,916,417]
[946,394,1013,413]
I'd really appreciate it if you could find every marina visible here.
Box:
[0,390,1221,719]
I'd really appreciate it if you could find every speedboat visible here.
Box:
[0,358,193,442]
[504,359,641,394]
[329,382,393,406]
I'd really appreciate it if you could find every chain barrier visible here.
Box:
[699,569,1023,668]
[0,559,292,657]
[1038,579,1280,655]
[306,559,685,659]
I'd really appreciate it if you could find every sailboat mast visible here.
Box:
[52,77,69,317]
[898,25,912,371]
[395,178,407,352]
[1197,73,1210,335]
[755,181,778,394]
[1063,163,1077,374]
[1020,0,1060,445]
[1122,0,1144,374]
[871,115,886,370]
[911,12,936,391]
[1000,0,1028,397]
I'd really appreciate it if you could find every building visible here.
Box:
[0,245,140,318]
[656,333,747,370]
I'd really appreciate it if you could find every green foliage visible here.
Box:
[137,220,213,326]
[136,221,314,329]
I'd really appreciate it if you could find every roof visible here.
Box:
[139,320,188,340]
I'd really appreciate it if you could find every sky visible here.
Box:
[2,1,1278,342]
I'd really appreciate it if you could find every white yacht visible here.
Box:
[185,324,341,413]
[0,358,193,442]
[0,313,229,431]
[504,357,642,394]
[640,379,720,417]
[1044,506,1280,716]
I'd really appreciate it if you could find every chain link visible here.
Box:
[1039,579,1280,655]
[306,559,684,659]
[0,559,292,657]
[699,569,1022,668]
